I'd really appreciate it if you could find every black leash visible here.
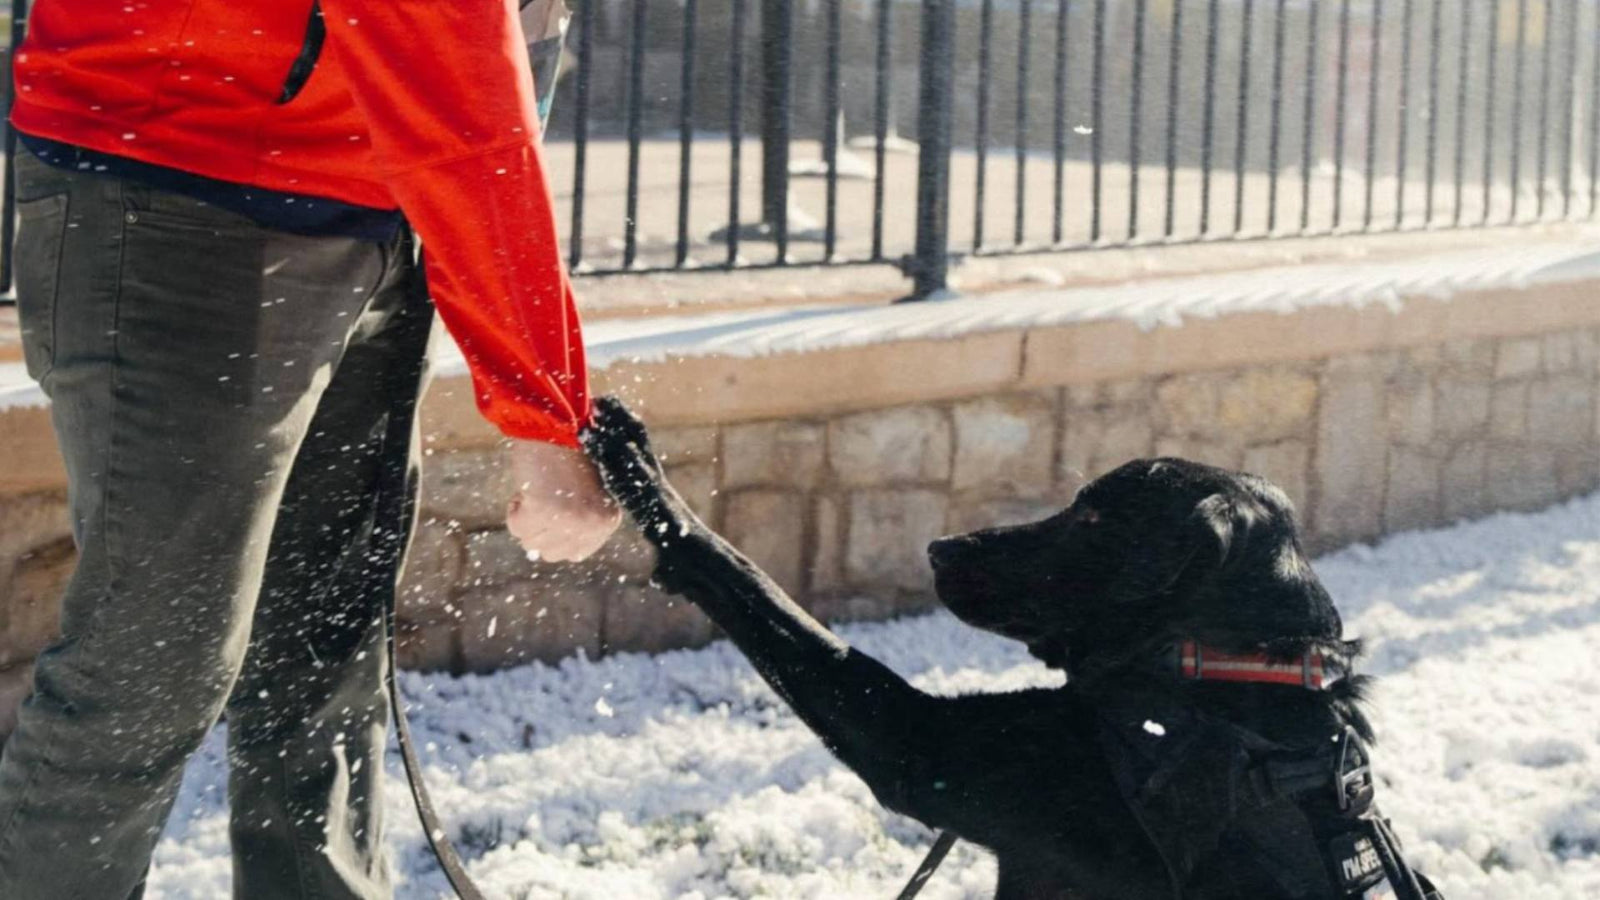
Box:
[896,830,958,900]
[386,610,489,900]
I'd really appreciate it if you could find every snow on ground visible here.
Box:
[147,493,1600,899]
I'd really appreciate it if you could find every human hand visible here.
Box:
[504,438,622,562]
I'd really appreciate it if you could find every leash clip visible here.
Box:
[1332,727,1375,814]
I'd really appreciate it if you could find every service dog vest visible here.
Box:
[1095,694,1444,900]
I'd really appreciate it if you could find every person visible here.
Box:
[0,2,621,897]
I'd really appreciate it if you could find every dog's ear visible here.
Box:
[1186,479,1343,644]
[1096,491,1244,608]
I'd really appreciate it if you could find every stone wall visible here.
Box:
[5,273,1600,697]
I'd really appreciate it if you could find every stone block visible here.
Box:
[1542,332,1580,372]
[664,461,719,527]
[1440,441,1489,522]
[806,591,914,626]
[0,536,72,669]
[0,491,71,569]
[1155,436,1242,470]
[1066,379,1150,411]
[1434,377,1491,441]
[844,490,949,592]
[600,584,715,655]
[944,496,1061,536]
[1386,377,1435,447]
[0,663,35,742]
[721,490,806,596]
[650,425,719,466]
[457,579,604,672]
[720,421,825,490]
[1441,338,1495,373]
[1555,446,1600,497]
[1313,369,1388,544]
[1384,448,1441,534]
[397,518,465,623]
[421,446,511,528]
[1486,444,1559,513]
[950,394,1056,493]
[1488,383,1528,441]
[1573,330,1600,372]
[463,528,534,588]
[1525,375,1594,447]
[808,495,844,595]
[1216,368,1318,443]
[395,618,459,673]
[1241,440,1312,515]
[1154,373,1223,438]
[1060,405,1155,488]
[827,406,952,486]
[1494,337,1543,379]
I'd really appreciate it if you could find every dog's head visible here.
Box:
[929,458,1342,675]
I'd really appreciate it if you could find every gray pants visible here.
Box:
[0,151,434,899]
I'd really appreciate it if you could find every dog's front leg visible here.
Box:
[582,398,945,809]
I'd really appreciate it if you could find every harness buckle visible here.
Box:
[1333,727,1375,814]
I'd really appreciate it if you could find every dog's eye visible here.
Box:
[1074,507,1102,525]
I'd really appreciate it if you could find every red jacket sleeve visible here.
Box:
[319,0,589,447]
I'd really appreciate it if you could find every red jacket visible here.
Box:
[12,0,590,447]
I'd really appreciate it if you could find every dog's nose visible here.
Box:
[928,535,975,569]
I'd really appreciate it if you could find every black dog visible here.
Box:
[583,396,1439,900]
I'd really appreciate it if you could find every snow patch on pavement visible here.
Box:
[147,493,1600,898]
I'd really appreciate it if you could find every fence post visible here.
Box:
[759,0,794,259]
[2,0,29,297]
[907,0,956,301]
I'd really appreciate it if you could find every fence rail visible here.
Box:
[6,0,1600,300]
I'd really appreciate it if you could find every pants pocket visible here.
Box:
[14,193,69,382]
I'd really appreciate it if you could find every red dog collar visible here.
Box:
[1177,639,1332,690]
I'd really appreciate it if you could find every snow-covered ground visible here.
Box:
[148,493,1600,899]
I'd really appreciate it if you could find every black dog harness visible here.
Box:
[898,644,1444,900]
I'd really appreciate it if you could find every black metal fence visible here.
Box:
[547,0,1600,299]
[6,0,1600,300]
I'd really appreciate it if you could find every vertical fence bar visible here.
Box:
[727,0,747,265]
[1363,0,1383,229]
[1534,0,1555,219]
[568,0,595,272]
[870,0,891,260]
[0,0,24,293]
[1423,0,1442,225]
[1266,0,1287,233]
[1015,0,1032,246]
[823,0,842,259]
[1091,0,1106,242]
[1591,12,1600,216]
[761,0,795,260]
[974,0,994,251]
[1232,0,1255,235]
[1054,0,1071,245]
[1482,0,1500,223]
[911,0,956,298]
[1452,0,1473,225]
[1300,0,1320,233]
[1199,0,1221,235]
[1560,0,1578,218]
[1162,0,1184,238]
[1394,0,1414,229]
[1509,0,1528,222]
[623,0,648,269]
[676,0,700,267]
[1331,0,1352,230]
[1128,0,1147,240]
